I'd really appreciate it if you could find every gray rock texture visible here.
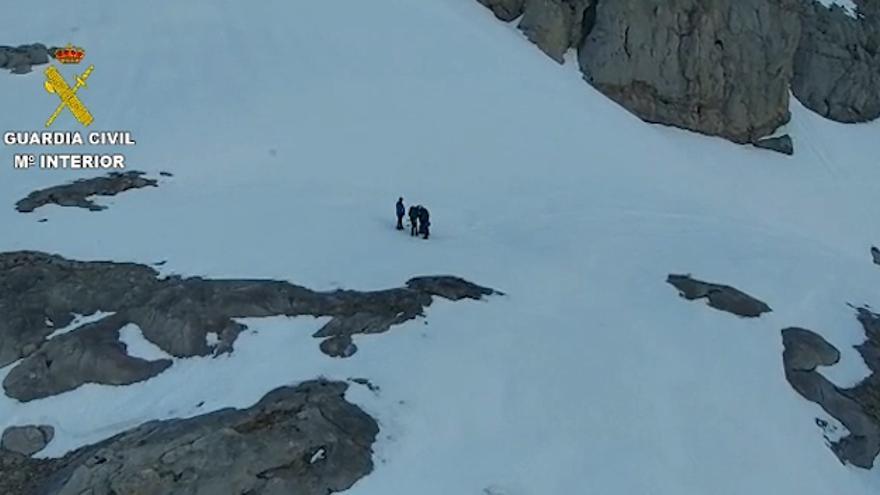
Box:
[1,425,54,457]
[0,251,498,401]
[667,274,772,317]
[0,380,379,495]
[577,0,801,144]
[15,171,159,213]
[872,246,880,266]
[0,44,52,74]
[792,1,880,123]
[782,324,880,469]
[478,0,525,21]
[754,134,794,155]
[518,0,594,62]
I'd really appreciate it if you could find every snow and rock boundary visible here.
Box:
[0,251,499,402]
[0,380,378,495]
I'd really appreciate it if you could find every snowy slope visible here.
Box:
[2,0,880,493]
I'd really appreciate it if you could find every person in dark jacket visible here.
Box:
[396,197,405,230]
[418,206,430,239]
[408,205,420,236]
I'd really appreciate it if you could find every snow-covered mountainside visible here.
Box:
[2,0,880,493]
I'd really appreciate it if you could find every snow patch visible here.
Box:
[46,312,115,340]
[118,324,172,361]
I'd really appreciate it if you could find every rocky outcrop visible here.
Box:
[15,171,159,213]
[0,380,379,495]
[792,2,880,123]
[0,44,52,74]
[4,315,172,402]
[0,251,498,401]
[1,425,54,457]
[782,324,880,468]
[518,0,594,62]
[667,274,772,317]
[872,246,880,266]
[478,0,525,21]
[578,0,801,144]
[754,134,794,155]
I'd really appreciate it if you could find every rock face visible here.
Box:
[15,171,159,213]
[0,44,52,74]
[478,0,525,21]
[519,0,594,62]
[577,0,801,144]
[0,251,498,401]
[667,274,772,317]
[0,380,379,495]
[792,2,880,123]
[1,425,54,457]
[781,324,880,468]
[872,246,880,266]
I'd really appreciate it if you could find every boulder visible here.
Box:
[754,134,794,155]
[1,425,54,457]
[578,0,801,144]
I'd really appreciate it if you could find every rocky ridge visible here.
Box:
[0,251,498,402]
[0,380,378,495]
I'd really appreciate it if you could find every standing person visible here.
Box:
[396,197,405,230]
[408,205,420,237]
[418,206,430,240]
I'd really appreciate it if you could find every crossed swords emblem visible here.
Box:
[43,64,95,128]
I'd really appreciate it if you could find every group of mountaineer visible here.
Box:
[396,197,430,239]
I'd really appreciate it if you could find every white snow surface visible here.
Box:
[1,0,880,493]
[816,0,860,17]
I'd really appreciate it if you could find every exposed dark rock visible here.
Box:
[3,315,172,402]
[0,44,52,74]
[0,251,498,401]
[518,0,593,62]
[159,171,173,177]
[478,0,526,21]
[781,326,880,469]
[1,425,54,457]
[320,335,358,358]
[15,171,158,213]
[792,2,880,123]
[349,377,381,393]
[667,274,772,317]
[577,0,801,144]
[406,276,500,300]
[754,134,794,155]
[871,246,880,265]
[0,380,379,495]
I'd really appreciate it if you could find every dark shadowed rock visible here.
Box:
[406,276,499,300]
[754,134,794,155]
[478,0,526,21]
[0,380,379,495]
[792,2,880,123]
[871,246,880,266]
[320,335,358,358]
[667,274,771,317]
[0,251,498,400]
[781,326,880,469]
[1,425,54,457]
[518,0,593,62]
[0,44,51,74]
[15,171,158,213]
[577,0,801,144]
[3,315,172,402]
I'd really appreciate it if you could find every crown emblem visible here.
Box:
[54,44,85,64]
